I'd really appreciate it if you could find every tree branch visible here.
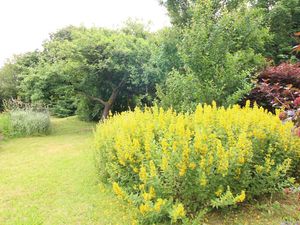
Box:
[87,95,107,105]
[76,90,107,105]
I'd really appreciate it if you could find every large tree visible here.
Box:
[20,26,157,120]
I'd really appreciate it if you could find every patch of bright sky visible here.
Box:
[0,0,170,67]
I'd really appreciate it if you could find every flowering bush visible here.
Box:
[94,103,300,224]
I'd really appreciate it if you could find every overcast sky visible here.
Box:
[0,0,170,67]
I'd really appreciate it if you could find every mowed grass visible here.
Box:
[0,117,135,225]
[0,116,299,225]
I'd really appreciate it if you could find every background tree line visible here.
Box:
[0,0,299,120]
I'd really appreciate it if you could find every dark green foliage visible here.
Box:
[268,0,300,62]
[76,98,103,121]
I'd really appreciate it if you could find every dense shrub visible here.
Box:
[246,63,300,112]
[94,103,300,224]
[9,110,50,137]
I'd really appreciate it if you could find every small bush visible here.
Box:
[9,110,50,137]
[94,103,300,224]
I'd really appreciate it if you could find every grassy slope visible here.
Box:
[0,117,135,225]
[0,116,299,225]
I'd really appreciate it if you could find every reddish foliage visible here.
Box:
[245,63,300,134]
[246,63,300,113]
[259,63,300,87]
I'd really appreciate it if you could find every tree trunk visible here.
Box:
[100,88,119,120]
[101,102,111,120]
[84,78,126,121]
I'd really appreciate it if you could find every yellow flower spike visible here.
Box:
[161,138,169,154]
[112,182,125,199]
[154,198,166,212]
[199,156,206,169]
[139,165,147,183]
[172,141,178,151]
[149,160,157,177]
[212,100,217,109]
[179,163,187,177]
[200,173,207,186]
[161,156,169,171]
[149,186,156,198]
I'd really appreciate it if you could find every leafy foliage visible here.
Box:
[94,103,300,224]
[158,1,269,111]
[0,51,40,111]
[265,0,300,62]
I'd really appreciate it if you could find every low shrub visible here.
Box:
[94,103,300,224]
[9,109,50,137]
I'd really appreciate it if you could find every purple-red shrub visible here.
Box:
[245,63,300,134]
[246,63,300,113]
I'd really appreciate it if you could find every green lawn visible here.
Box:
[0,117,135,225]
[0,117,299,225]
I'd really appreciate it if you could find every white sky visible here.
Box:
[0,0,170,67]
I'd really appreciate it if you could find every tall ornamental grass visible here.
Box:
[94,102,300,224]
[10,110,50,137]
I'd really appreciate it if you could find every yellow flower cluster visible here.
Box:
[171,203,186,222]
[142,186,156,201]
[112,182,125,199]
[139,203,151,215]
[154,198,167,212]
[235,190,246,203]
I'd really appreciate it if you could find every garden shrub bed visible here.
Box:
[94,103,300,224]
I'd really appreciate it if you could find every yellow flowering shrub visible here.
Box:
[94,102,300,224]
